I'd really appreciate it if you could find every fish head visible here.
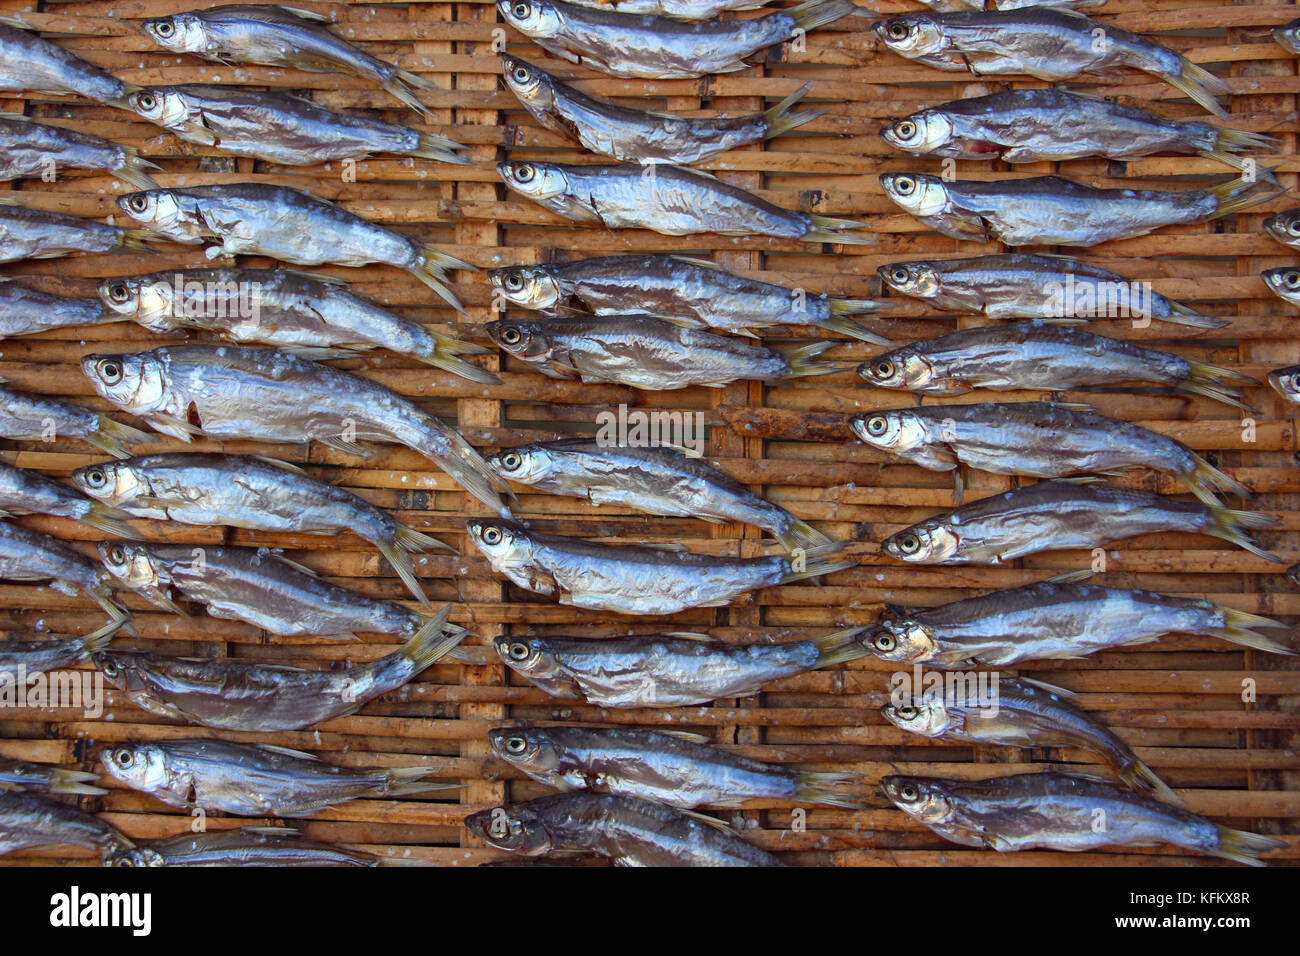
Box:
[104,845,165,867]
[118,189,185,235]
[99,274,184,331]
[880,111,953,154]
[485,318,552,363]
[488,443,556,486]
[126,87,191,129]
[488,727,563,774]
[97,541,166,593]
[72,460,144,506]
[488,265,562,311]
[1261,266,1300,304]
[850,410,927,454]
[501,54,556,112]
[465,805,554,855]
[1263,209,1300,246]
[882,522,958,564]
[497,0,564,40]
[1274,23,1300,55]
[861,618,935,664]
[467,517,536,567]
[497,160,569,201]
[81,351,168,416]
[858,350,931,390]
[880,775,956,827]
[494,636,565,683]
[92,649,146,695]
[140,13,209,54]
[100,742,171,795]
[873,15,948,58]
[1267,365,1300,404]
[877,260,940,300]
[879,173,949,218]
[881,696,954,736]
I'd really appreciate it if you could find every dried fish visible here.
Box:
[1267,364,1300,404]
[73,452,451,604]
[0,114,158,189]
[873,8,1231,117]
[80,345,511,515]
[1,620,122,684]
[97,267,496,384]
[880,172,1276,246]
[141,4,439,116]
[128,84,468,166]
[883,676,1176,799]
[0,20,135,107]
[863,574,1295,666]
[921,0,1107,8]
[489,254,891,341]
[1274,17,1300,55]
[489,725,864,809]
[556,0,769,19]
[0,460,135,538]
[0,202,159,263]
[0,789,130,857]
[0,281,118,340]
[495,628,869,707]
[100,739,454,818]
[502,54,821,164]
[880,479,1281,565]
[467,518,852,615]
[1262,265,1300,307]
[0,758,105,796]
[116,183,473,311]
[0,521,128,623]
[466,792,783,865]
[857,319,1255,411]
[486,314,840,389]
[104,827,381,867]
[497,0,856,78]
[499,160,873,243]
[881,771,1283,865]
[94,607,465,731]
[1262,207,1300,250]
[876,253,1224,330]
[850,401,1249,507]
[0,382,152,458]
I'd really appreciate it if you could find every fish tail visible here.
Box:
[413,132,471,166]
[781,541,854,584]
[1183,454,1252,506]
[830,297,893,316]
[79,501,139,540]
[1213,126,1280,153]
[415,350,501,384]
[87,585,131,631]
[1181,360,1258,412]
[1210,825,1285,867]
[409,261,466,314]
[775,514,833,553]
[403,606,470,671]
[384,70,439,118]
[113,147,161,191]
[1206,179,1285,221]
[89,416,154,458]
[383,766,461,797]
[788,0,859,36]
[43,769,107,797]
[1166,300,1230,330]
[804,214,876,245]
[795,771,870,809]
[377,535,432,607]
[415,429,514,517]
[80,615,128,655]
[1200,148,1282,187]
[1117,758,1181,805]
[816,313,896,347]
[762,84,824,139]
[1210,607,1297,655]
[1167,59,1232,119]
[1206,505,1286,564]
[776,340,841,380]
[119,228,164,253]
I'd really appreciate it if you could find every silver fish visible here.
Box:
[0,20,135,106]
[500,160,872,243]
[873,8,1231,117]
[850,401,1249,507]
[497,0,855,78]
[140,4,439,116]
[1267,364,1300,404]
[0,521,128,623]
[880,88,1274,180]
[79,345,511,515]
[502,54,820,165]
[880,172,1277,246]
[0,460,134,538]
[496,628,869,707]
[488,254,891,341]
[0,114,158,189]
[883,677,1176,800]
[97,267,496,384]
[72,452,451,604]
[0,758,105,796]
[488,439,831,552]
[880,479,1281,565]
[127,84,467,166]
[115,183,473,311]
[0,202,158,263]
[0,789,130,857]
[553,0,769,18]
[0,281,118,339]
[864,575,1295,667]
[93,607,464,731]
[486,314,839,389]
[96,541,459,643]
[857,320,1254,411]
[1261,265,1300,307]
[0,382,153,458]
[877,253,1224,329]
[104,827,380,867]
[100,739,453,818]
[881,771,1283,866]
[1262,207,1300,250]
[1,620,121,684]
[1274,16,1300,55]
[489,725,863,809]
[467,518,851,615]
[465,792,783,865]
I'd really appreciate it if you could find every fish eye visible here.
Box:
[512,0,531,17]
[508,642,530,661]
[865,415,888,436]
[896,533,921,554]
[111,747,135,769]
[500,327,523,345]
[101,659,119,678]
[894,176,916,196]
[874,632,896,652]
[872,360,894,379]
[154,20,175,37]
[482,525,503,545]
[137,93,156,110]
[504,272,524,291]
[107,282,131,302]
[896,120,916,138]
[1289,220,1300,237]
[499,452,522,471]
[1286,272,1300,289]
[84,468,107,488]
[513,66,532,83]
[126,195,149,213]
[887,21,908,40]
[899,783,919,801]
[514,164,535,183]
[109,545,126,564]
[896,704,917,720]
[890,267,909,283]
[505,736,528,755]
[99,360,123,384]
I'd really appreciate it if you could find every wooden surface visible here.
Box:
[1,0,1298,866]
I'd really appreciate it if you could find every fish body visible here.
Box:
[104,827,379,866]
[0,203,155,263]
[0,383,152,458]
[0,21,134,106]
[0,521,126,621]
[881,771,1283,865]
[499,160,871,243]
[496,628,868,706]
[489,725,861,809]
[0,758,104,796]
[465,792,783,865]
[880,172,1273,246]
[79,345,510,514]
[115,184,471,310]
[556,0,768,18]
[127,84,466,166]
[502,54,820,164]
[467,518,850,615]
[99,739,448,817]
[877,253,1221,329]
[0,789,129,856]
[486,313,838,389]
[0,281,115,339]
[880,480,1279,565]
[488,439,830,551]
[497,0,855,78]
[0,460,133,537]
[0,115,158,189]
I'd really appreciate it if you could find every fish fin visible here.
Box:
[775,340,841,380]
[1205,505,1286,563]
[1206,179,1286,221]
[422,437,512,517]
[657,730,712,744]
[78,502,140,540]
[378,535,431,606]
[1210,826,1285,867]
[1016,676,1077,700]
[261,744,322,761]
[416,350,501,384]
[148,412,205,441]
[394,524,456,554]
[113,147,161,191]
[830,297,893,316]
[775,516,833,553]
[1166,58,1232,119]
[43,769,108,797]
[1166,301,1230,330]
[1199,149,1281,187]
[266,551,320,577]
[1209,607,1297,655]
[425,330,490,356]
[1179,360,1257,412]
[1118,760,1181,805]
[816,313,895,346]
[276,5,333,22]
[762,83,824,140]
[782,541,854,584]
[80,616,128,654]
[1213,126,1280,153]
[1045,568,1095,584]
[119,229,166,253]
[403,606,470,671]
[90,417,155,458]
[251,456,309,475]
[412,132,471,166]
[1184,455,1252,506]
[679,808,737,834]
[662,631,712,641]
[809,625,873,668]
[796,771,870,809]
[321,632,362,642]
[668,255,724,270]
[411,250,468,313]
[384,767,461,797]
[805,214,876,245]
[319,435,373,458]
[788,0,858,36]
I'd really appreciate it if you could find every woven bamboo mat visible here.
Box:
[1,0,1298,867]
